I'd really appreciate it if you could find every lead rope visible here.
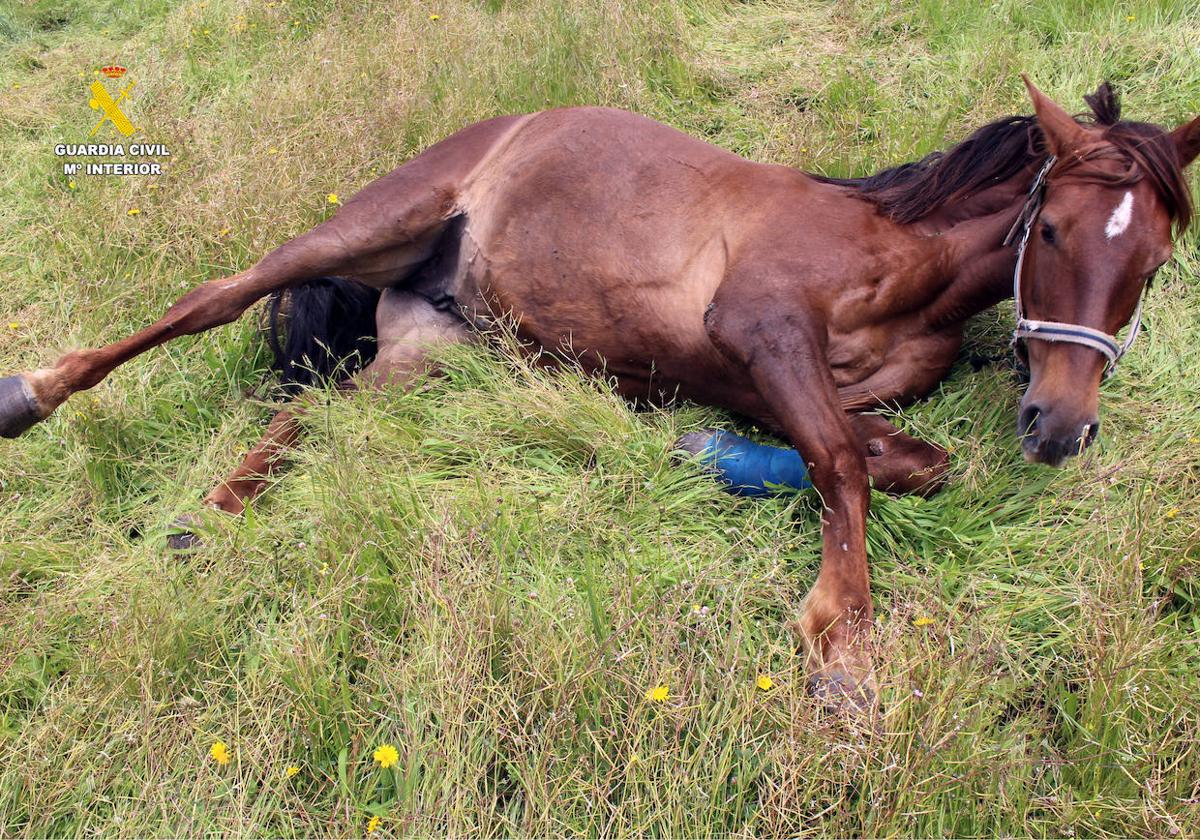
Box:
[1005,155,1149,379]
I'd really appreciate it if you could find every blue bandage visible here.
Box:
[693,430,812,497]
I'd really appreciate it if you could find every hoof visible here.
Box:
[166,516,203,551]
[0,376,42,439]
[672,429,721,460]
[808,671,877,715]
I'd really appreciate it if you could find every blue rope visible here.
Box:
[692,430,812,497]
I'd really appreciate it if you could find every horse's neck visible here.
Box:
[917,177,1032,330]
[910,173,1030,234]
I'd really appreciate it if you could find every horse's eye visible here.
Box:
[1040,222,1056,245]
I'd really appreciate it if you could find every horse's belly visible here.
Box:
[420,228,781,418]
[441,182,736,391]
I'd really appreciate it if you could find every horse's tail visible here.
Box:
[265,276,380,394]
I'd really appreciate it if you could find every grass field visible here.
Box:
[2,0,1199,835]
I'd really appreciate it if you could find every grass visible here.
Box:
[1,0,1199,835]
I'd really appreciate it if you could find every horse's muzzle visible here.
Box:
[1018,402,1099,467]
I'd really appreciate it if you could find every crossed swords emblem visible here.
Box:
[88,78,136,137]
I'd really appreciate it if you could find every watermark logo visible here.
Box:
[55,65,172,179]
[88,65,135,137]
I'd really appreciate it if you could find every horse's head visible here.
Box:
[1013,77,1199,466]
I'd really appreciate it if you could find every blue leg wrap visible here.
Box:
[692,430,812,497]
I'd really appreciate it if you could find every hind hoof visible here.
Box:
[166,516,203,551]
[0,376,42,439]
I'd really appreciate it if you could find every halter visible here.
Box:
[1003,155,1148,378]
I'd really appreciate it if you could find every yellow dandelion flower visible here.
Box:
[127,207,141,216]
[285,764,301,778]
[913,616,935,627]
[326,193,340,205]
[12,83,20,90]
[756,674,774,691]
[647,684,669,703]
[219,227,231,236]
[8,322,20,330]
[268,147,280,155]
[373,743,399,769]
[1126,14,1135,20]
[1166,508,1180,519]
[366,815,382,834]
[429,13,441,21]
[68,180,77,190]
[209,740,230,765]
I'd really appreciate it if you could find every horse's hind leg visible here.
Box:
[0,113,529,438]
[206,289,473,515]
[0,189,461,440]
[168,290,470,548]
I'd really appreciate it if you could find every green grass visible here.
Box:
[2,0,1199,835]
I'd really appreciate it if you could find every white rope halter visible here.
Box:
[1003,155,1148,379]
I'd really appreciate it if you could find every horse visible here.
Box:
[2,77,1196,712]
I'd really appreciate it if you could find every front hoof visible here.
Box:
[672,429,721,460]
[0,376,43,439]
[808,671,878,715]
[166,515,204,551]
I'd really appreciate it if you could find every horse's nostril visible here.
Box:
[1019,404,1042,439]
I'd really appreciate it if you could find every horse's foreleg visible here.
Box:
[705,285,876,714]
[850,413,950,497]
[168,290,470,548]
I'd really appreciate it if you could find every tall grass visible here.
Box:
[1,0,1198,835]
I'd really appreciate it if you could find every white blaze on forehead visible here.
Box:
[1104,191,1135,239]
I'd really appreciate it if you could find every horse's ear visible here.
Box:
[1022,74,1088,157]
[1170,115,1200,168]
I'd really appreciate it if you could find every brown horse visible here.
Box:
[2,77,1197,711]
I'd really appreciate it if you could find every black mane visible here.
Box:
[818,82,1192,232]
